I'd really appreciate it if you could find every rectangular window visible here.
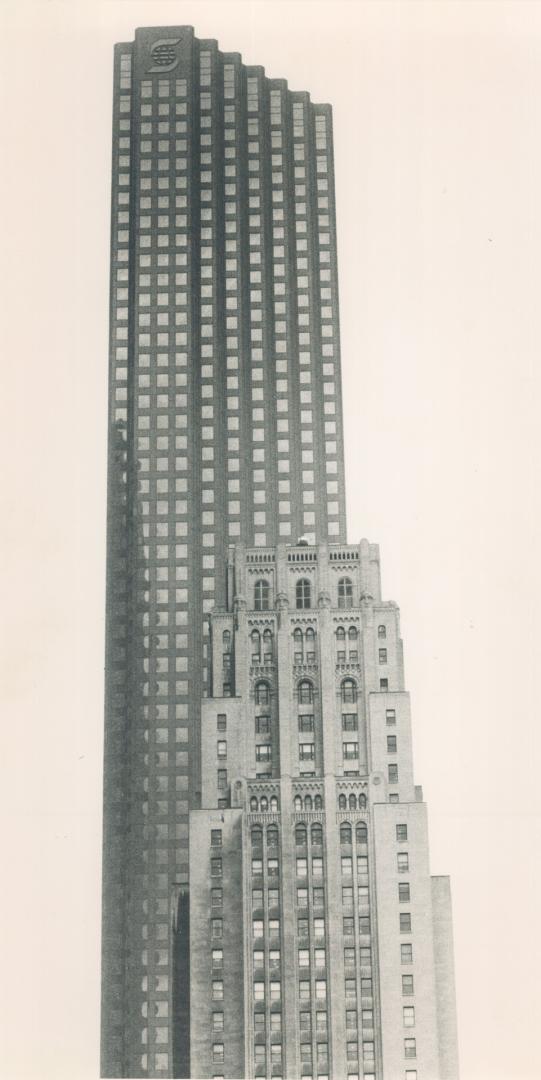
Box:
[361,977,373,996]
[314,947,326,966]
[346,1009,357,1029]
[297,887,308,906]
[252,888,263,907]
[401,943,413,964]
[252,859,263,875]
[312,857,323,877]
[380,678,388,690]
[405,1072,418,1080]
[212,980,224,1000]
[254,980,265,1001]
[217,768,228,790]
[300,1010,311,1032]
[212,1043,224,1063]
[300,742,315,760]
[387,735,397,753]
[342,713,358,730]
[212,1011,224,1031]
[397,852,409,872]
[357,856,368,876]
[359,916,370,936]
[379,648,387,663]
[343,742,359,760]
[212,948,223,969]
[298,948,310,967]
[360,947,371,967]
[386,708,396,724]
[298,714,315,732]
[313,887,325,906]
[341,856,353,876]
[217,712,227,730]
[211,858,222,877]
[344,947,355,966]
[211,919,223,939]
[211,829,222,847]
[345,978,356,1001]
[362,1008,374,1027]
[268,887,280,907]
[403,1006,415,1027]
[296,858,308,878]
[256,715,271,735]
[342,886,353,906]
[256,743,272,761]
[402,974,414,995]
[217,740,227,758]
[254,1011,265,1033]
[315,979,327,1000]
[399,882,411,903]
[388,764,399,783]
[343,916,354,936]
[211,888,222,907]
[299,979,310,1000]
[396,824,408,842]
[400,913,412,932]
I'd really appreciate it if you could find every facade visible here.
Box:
[101,23,458,1080]
[190,541,459,1080]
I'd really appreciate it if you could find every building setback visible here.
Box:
[101,23,459,1080]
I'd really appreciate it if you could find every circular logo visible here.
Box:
[148,39,181,74]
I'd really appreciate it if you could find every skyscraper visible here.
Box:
[101,24,458,1080]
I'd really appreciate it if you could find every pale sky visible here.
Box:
[1,2,541,1078]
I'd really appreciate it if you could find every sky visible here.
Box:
[1,1,541,1078]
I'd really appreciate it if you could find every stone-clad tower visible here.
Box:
[102,24,459,1080]
[190,541,459,1080]
[102,25,347,1079]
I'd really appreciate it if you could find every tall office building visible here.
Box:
[102,25,458,1080]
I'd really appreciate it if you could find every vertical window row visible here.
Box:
[251,825,282,1076]
[199,54,215,640]
[247,81,267,547]
[292,101,316,544]
[314,112,339,540]
[270,90,292,541]
[223,73,242,541]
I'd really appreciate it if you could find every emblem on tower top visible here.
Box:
[147,38,181,73]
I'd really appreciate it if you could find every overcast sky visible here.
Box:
[1,2,541,1078]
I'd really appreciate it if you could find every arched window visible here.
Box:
[378,624,387,639]
[340,823,352,844]
[267,825,279,846]
[255,680,270,705]
[263,628,273,660]
[356,822,368,844]
[255,579,270,611]
[295,824,307,845]
[296,578,311,609]
[314,795,323,811]
[341,678,357,704]
[250,796,258,812]
[294,795,303,812]
[359,793,367,809]
[251,826,263,846]
[311,823,323,845]
[293,628,303,659]
[338,577,353,609]
[336,626,346,641]
[270,795,278,812]
[251,630,261,659]
[348,626,358,641]
[348,793,357,811]
[304,795,313,812]
[338,793,347,811]
[260,796,269,812]
[298,679,314,705]
[222,629,231,650]
[305,627,315,643]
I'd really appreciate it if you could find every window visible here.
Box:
[297,886,308,906]
[401,943,413,964]
[403,1006,415,1028]
[356,822,368,844]
[404,1037,416,1058]
[336,626,346,641]
[314,794,323,810]
[252,888,263,908]
[338,577,353,608]
[254,1010,265,1033]
[251,827,263,848]
[400,913,412,932]
[253,919,264,938]
[344,947,355,966]
[343,916,354,936]
[345,977,356,1001]
[314,916,325,937]
[346,1009,357,1029]
[362,1009,374,1027]
[217,740,227,759]
[360,977,373,997]
[311,823,323,845]
[255,680,270,705]
[312,857,323,878]
[250,796,259,811]
[341,856,353,876]
[270,1012,282,1032]
[294,576,313,611]
[313,886,325,906]
[315,979,326,1000]
[256,714,270,734]
[296,858,308,878]
[212,949,223,969]
[300,1010,311,1032]
[300,1042,312,1062]
[342,713,358,730]
[396,824,408,842]
[378,624,386,638]
[388,764,399,783]
[298,948,310,968]
[217,769,227,791]
[357,856,368,876]
[211,919,223,939]
[405,1072,418,1080]
[212,1011,224,1031]
[212,980,224,1000]
[256,744,272,762]
[359,916,370,936]
[252,858,263,876]
[211,858,222,877]
[211,829,222,847]
[299,980,310,1001]
[397,852,409,872]
[253,949,264,969]
[212,1043,224,1063]
[267,825,279,846]
[254,980,265,1001]
[338,793,347,810]
[343,742,359,760]
[300,742,315,761]
[254,578,270,610]
[386,708,396,725]
[402,974,414,995]
[379,649,387,664]
[268,887,280,907]
[254,1044,266,1065]
[387,735,397,753]
[217,712,227,731]
[296,824,307,846]
[399,883,411,903]
[268,858,279,876]
[341,678,357,703]
[380,678,388,690]
[358,885,369,905]
[251,629,261,659]
[211,888,222,907]
[360,946,371,967]
[363,1041,375,1062]
[340,823,352,844]
[342,886,353,906]
[298,714,314,731]
[298,679,314,704]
